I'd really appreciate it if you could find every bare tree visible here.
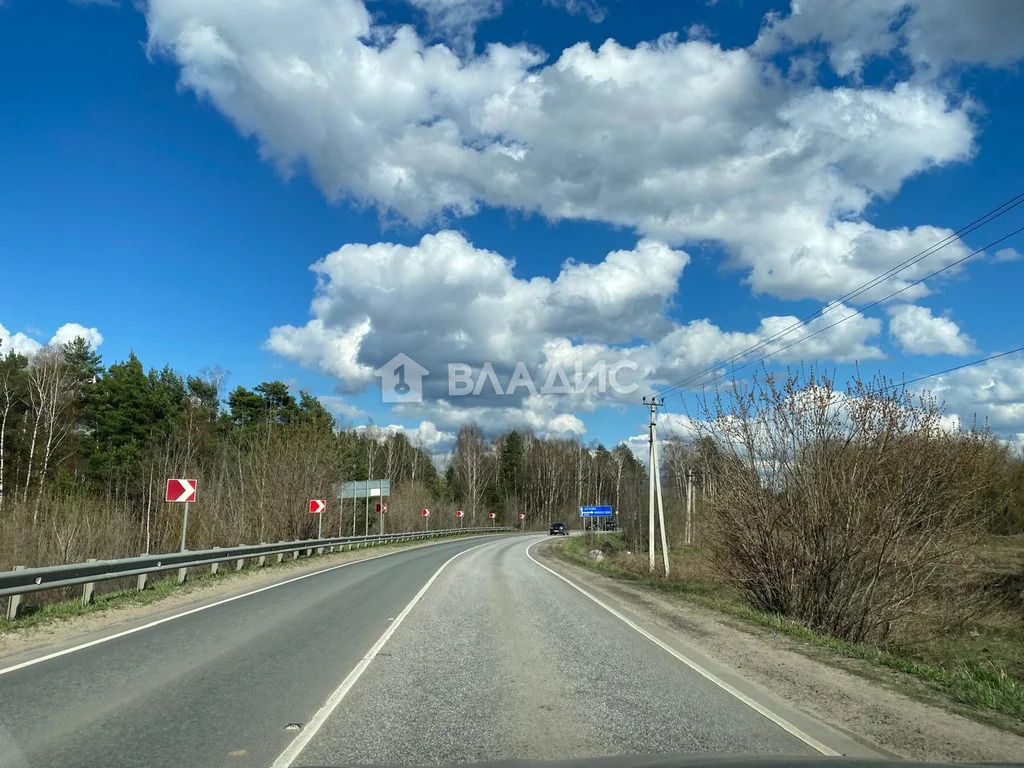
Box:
[453,424,492,522]
[23,347,75,519]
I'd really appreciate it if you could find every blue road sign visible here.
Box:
[580,505,613,517]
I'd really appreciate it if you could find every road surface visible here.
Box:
[0,535,875,768]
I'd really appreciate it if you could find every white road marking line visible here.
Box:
[0,537,494,678]
[525,539,840,757]
[270,541,488,768]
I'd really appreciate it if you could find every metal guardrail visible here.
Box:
[0,527,513,619]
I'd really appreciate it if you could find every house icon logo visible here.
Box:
[374,353,429,403]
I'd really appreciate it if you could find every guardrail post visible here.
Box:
[211,547,220,575]
[258,553,267,567]
[137,555,148,591]
[292,550,299,560]
[316,547,324,555]
[5,566,25,621]
[235,558,245,571]
[177,566,187,585]
[82,559,98,606]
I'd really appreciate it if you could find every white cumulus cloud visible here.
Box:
[756,0,1024,78]
[359,419,456,453]
[145,0,976,303]
[919,353,1024,437]
[887,304,974,356]
[267,232,885,432]
[0,324,43,357]
[405,0,502,50]
[50,323,104,349]
[1,322,104,358]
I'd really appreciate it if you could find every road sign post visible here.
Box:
[309,499,327,538]
[456,509,464,529]
[580,505,613,534]
[166,479,197,551]
[336,480,391,537]
[422,508,430,530]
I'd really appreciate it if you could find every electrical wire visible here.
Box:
[869,345,1024,394]
[666,223,1024,396]
[655,192,1024,399]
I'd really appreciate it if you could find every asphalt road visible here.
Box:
[0,534,870,768]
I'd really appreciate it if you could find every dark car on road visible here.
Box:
[549,522,569,535]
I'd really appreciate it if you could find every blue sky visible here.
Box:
[1,0,1023,454]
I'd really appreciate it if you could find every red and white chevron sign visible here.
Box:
[455,509,464,518]
[488,512,496,520]
[422,508,430,516]
[309,499,326,515]
[165,479,197,503]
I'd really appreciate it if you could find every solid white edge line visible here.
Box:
[525,539,841,757]
[270,540,490,768]
[0,535,495,678]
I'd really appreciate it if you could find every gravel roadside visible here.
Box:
[536,542,1024,764]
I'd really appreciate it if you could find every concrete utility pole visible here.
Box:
[643,396,670,575]
[684,468,694,545]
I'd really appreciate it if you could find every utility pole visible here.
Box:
[643,396,670,575]
[684,467,693,545]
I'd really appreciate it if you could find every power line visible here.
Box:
[676,225,1024,394]
[872,345,1024,394]
[658,192,1024,397]
[656,191,1024,399]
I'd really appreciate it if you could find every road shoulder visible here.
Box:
[533,539,1024,764]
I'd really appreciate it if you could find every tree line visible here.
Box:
[0,338,669,570]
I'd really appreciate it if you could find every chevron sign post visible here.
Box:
[166,479,197,551]
[309,499,327,538]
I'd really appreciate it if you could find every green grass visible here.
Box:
[552,536,1024,721]
[1,573,198,631]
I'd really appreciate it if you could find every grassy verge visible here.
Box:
[551,535,1024,722]
[0,535,474,635]
[1,572,209,632]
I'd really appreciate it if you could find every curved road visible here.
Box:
[0,534,875,768]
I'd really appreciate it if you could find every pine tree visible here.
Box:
[0,347,29,507]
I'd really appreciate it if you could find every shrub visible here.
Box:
[695,367,1005,644]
